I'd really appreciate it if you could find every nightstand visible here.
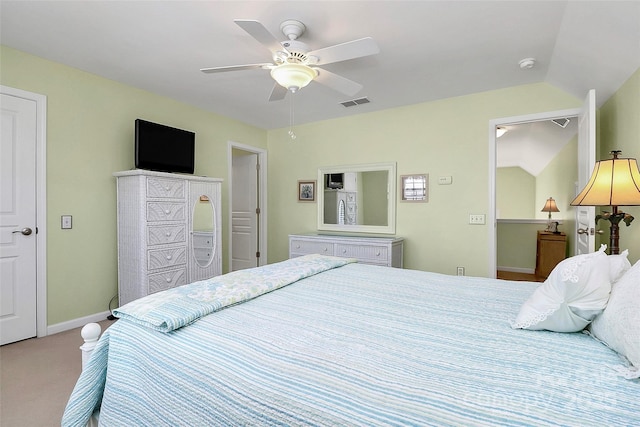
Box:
[535,231,567,279]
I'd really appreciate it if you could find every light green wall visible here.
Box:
[496,138,577,270]
[496,137,577,222]
[496,222,541,270]
[599,67,640,264]
[266,84,582,276]
[496,167,535,218]
[0,46,267,325]
[535,136,578,221]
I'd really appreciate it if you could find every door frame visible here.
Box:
[488,107,581,278]
[1,85,47,338]
[227,141,267,270]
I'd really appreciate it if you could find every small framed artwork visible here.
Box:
[401,174,428,202]
[298,180,316,202]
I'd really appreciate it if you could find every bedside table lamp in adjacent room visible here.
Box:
[570,150,640,255]
[541,197,560,232]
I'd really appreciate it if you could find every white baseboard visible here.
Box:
[46,310,111,336]
[497,266,535,275]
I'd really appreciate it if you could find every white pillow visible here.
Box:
[589,259,640,367]
[608,249,631,283]
[512,246,611,332]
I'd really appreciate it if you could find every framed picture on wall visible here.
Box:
[298,180,316,202]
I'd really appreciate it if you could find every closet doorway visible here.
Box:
[228,142,267,271]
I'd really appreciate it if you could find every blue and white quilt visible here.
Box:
[63,255,639,426]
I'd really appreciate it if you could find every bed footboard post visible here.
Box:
[80,323,102,370]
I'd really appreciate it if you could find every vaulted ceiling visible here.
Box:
[1,1,639,130]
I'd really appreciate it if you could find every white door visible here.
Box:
[574,89,597,255]
[0,93,37,345]
[231,150,259,271]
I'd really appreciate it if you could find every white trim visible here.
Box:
[1,85,48,338]
[488,107,580,279]
[497,266,536,275]
[227,141,268,269]
[497,219,561,225]
[46,310,111,336]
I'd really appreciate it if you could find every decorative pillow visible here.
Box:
[589,259,640,368]
[512,245,611,332]
[608,249,631,283]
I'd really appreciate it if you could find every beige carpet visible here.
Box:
[0,319,114,427]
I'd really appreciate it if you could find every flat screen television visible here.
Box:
[135,119,195,174]
[326,173,344,189]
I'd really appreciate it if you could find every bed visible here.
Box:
[63,253,639,426]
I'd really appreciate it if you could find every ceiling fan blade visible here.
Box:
[268,83,288,102]
[200,63,273,74]
[234,20,288,55]
[307,37,379,66]
[314,68,363,96]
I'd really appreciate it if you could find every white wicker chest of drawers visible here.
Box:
[114,170,222,306]
[289,234,404,268]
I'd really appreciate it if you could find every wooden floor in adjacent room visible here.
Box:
[497,270,544,282]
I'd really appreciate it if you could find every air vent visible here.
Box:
[340,97,370,108]
[552,118,570,128]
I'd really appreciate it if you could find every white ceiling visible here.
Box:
[1,1,639,130]
[497,118,578,176]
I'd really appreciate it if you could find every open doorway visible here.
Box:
[228,142,267,271]
[488,108,582,278]
[495,116,578,281]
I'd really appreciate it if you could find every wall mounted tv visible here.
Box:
[135,119,195,174]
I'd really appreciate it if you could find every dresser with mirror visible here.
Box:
[114,170,222,306]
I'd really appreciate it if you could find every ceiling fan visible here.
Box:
[200,19,380,101]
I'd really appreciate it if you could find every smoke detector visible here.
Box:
[519,58,536,69]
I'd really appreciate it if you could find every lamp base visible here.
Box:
[595,208,635,255]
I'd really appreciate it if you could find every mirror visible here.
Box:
[318,162,396,234]
[192,195,215,267]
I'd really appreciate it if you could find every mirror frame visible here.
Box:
[317,162,397,234]
[192,195,216,268]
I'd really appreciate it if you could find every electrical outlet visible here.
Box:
[61,215,72,229]
[469,214,485,225]
[457,267,465,276]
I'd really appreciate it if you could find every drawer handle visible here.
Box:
[166,277,172,283]
[323,247,328,252]
[164,186,170,191]
[166,255,172,260]
[342,249,347,254]
[376,251,381,256]
[165,232,172,237]
[296,244,300,249]
[164,209,171,215]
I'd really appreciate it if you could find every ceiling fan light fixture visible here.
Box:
[271,63,318,91]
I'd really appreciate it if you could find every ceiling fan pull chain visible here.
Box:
[288,90,297,140]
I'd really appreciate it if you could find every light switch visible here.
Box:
[438,176,453,185]
[61,215,72,229]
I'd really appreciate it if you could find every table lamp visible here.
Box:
[570,150,640,255]
[541,197,560,231]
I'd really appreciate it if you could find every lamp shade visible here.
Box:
[270,63,318,91]
[541,197,560,213]
[571,155,640,206]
